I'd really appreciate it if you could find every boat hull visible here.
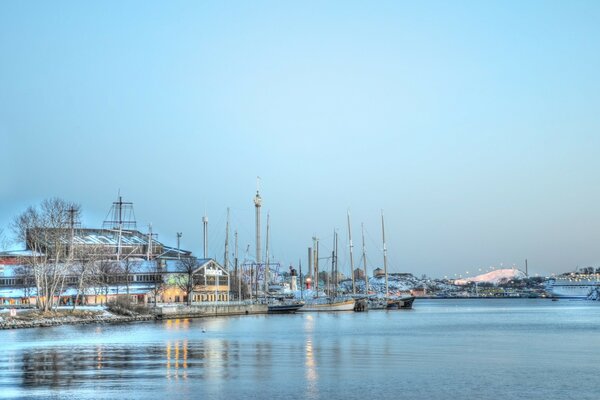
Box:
[546,277,600,299]
[299,299,356,312]
[386,296,416,310]
[267,303,304,314]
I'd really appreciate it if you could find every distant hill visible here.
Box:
[454,268,526,285]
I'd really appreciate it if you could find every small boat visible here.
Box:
[299,297,356,312]
[386,295,416,309]
[267,301,305,314]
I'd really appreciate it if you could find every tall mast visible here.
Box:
[202,214,208,258]
[299,258,304,299]
[334,230,339,297]
[381,211,389,296]
[331,232,335,297]
[103,193,135,261]
[313,237,319,297]
[147,223,153,261]
[347,210,356,294]
[235,230,240,301]
[117,196,123,261]
[254,178,262,265]
[264,212,270,294]
[308,247,312,284]
[361,223,368,294]
[224,208,230,270]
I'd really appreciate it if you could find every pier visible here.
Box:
[154,303,268,319]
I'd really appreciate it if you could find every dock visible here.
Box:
[154,303,268,319]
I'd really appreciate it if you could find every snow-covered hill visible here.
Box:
[454,268,526,285]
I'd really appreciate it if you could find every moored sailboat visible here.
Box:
[369,211,416,310]
[300,231,356,312]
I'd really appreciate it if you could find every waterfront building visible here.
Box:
[0,225,230,306]
[0,254,230,305]
[0,196,232,306]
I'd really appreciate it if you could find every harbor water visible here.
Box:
[1,299,600,399]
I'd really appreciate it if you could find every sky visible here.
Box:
[1,0,600,278]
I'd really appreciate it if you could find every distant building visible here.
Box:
[373,267,385,277]
[353,268,365,280]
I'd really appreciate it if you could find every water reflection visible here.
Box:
[19,339,248,389]
[304,314,318,399]
[3,300,600,400]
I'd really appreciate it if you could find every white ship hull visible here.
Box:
[547,276,600,299]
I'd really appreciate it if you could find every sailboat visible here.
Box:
[299,231,356,312]
[259,213,304,313]
[379,211,415,310]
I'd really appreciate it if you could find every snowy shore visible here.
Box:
[0,307,154,330]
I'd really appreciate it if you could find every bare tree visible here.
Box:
[91,258,118,305]
[11,198,80,312]
[148,260,165,306]
[176,256,199,305]
[120,257,140,295]
[71,244,112,310]
[14,264,35,303]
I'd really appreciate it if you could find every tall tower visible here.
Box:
[254,179,262,265]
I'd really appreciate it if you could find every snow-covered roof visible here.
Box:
[0,284,156,299]
[61,284,155,296]
[133,258,214,273]
[0,249,44,257]
[0,287,35,298]
[56,229,148,246]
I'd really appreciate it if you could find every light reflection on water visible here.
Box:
[2,299,600,399]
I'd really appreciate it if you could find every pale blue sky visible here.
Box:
[2,1,600,277]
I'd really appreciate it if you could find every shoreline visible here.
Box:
[0,303,269,330]
[0,311,155,330]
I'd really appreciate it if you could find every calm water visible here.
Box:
[1,299,600,399]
